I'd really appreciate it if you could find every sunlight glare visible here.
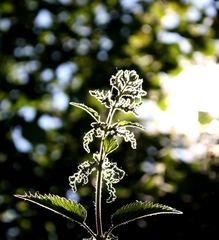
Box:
[137,57,219,161]
[162,59,219,139]
[139,57,219,140]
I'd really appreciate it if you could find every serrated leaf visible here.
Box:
[15,192,87,224]
[104,136,119,155]
[111,201,182,228]
[117,121,144,130]
[70,102,100,121]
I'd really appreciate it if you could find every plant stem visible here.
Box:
[95,106,116,238]
[95,140,104,237]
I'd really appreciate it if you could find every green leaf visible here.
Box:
[111,201,182,228]
[104,136,119,155]
[70,102,100,121]
[14,192,87,224]
[117,121,144,130]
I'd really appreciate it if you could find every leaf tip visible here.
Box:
[14,193,26,199]
[174,209,183,215]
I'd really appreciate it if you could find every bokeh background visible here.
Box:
[1,0,219,239]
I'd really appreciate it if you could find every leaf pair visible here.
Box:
[71,102,145,153]
[14,193,182,239]
[103,120,144,155]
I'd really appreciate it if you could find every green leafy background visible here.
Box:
[1,0,219,239]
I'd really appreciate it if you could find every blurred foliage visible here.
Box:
[0,0,219,239]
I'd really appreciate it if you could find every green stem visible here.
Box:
[95,140,104,237]
[95,106,116,239]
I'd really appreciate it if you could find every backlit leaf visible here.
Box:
[111,201,182,228]
[70,102,100,121]
[15,192,87,224]
[117,121,144,130]
[104,136,119,155]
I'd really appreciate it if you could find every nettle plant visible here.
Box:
[15,70,182,240]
